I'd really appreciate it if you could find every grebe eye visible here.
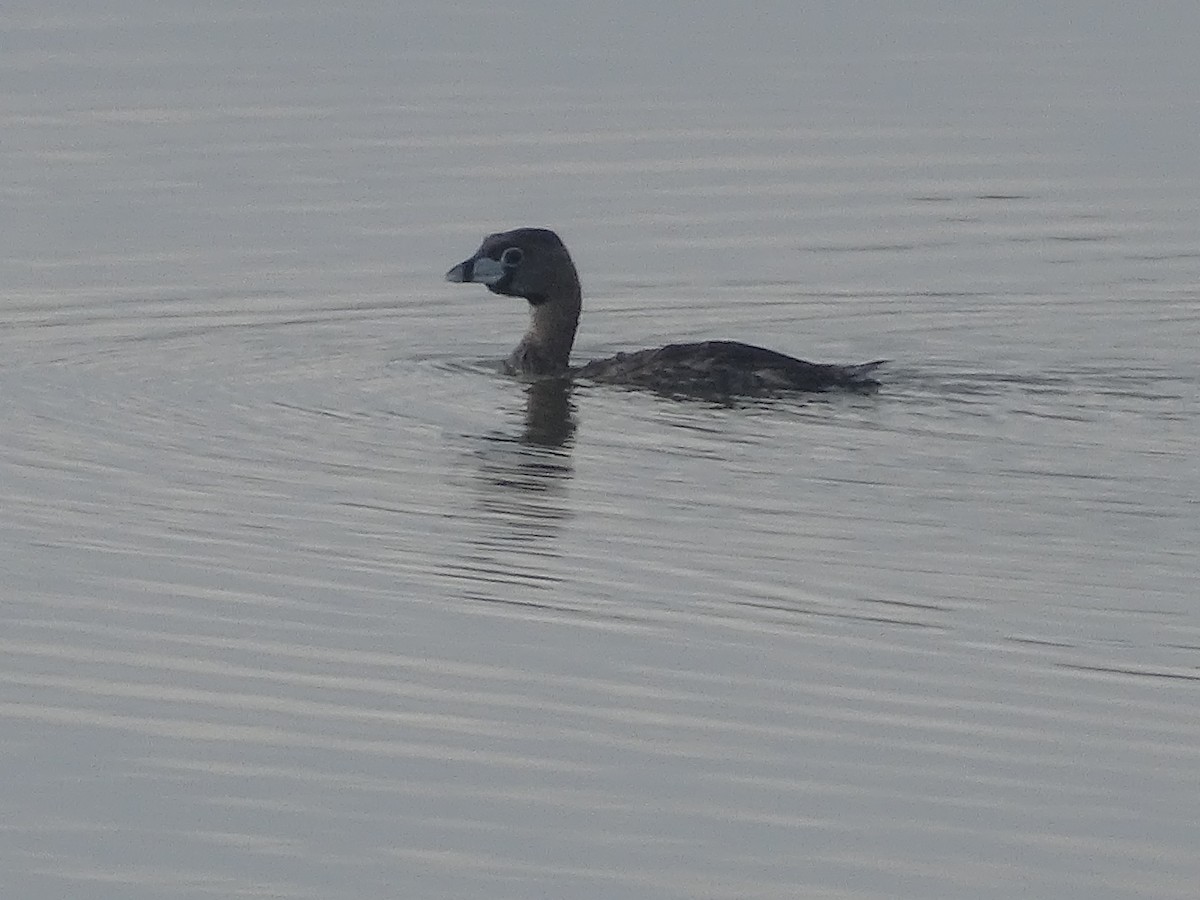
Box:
[500,247,524,267]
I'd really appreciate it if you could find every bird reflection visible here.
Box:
[472,379,576,534]
[452,379,578,610]
[519,377,575,448]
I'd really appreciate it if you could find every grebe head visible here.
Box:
[446,228,583,376]
[445,228,577,307]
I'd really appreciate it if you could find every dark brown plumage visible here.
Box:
[446,227,883,396]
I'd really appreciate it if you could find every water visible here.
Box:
[3,3,1198,898]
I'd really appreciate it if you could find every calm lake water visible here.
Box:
[3,3,1198,898]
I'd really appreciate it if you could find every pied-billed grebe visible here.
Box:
[446,228,884,395]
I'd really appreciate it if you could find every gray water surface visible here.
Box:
[3,3,1199,899]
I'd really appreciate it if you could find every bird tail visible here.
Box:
[843,360,887,386]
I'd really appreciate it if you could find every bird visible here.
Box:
[445,227,883,397]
